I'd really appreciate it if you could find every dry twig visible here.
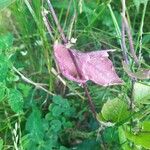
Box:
[13,67,54,96]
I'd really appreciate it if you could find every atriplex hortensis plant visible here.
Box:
[44,0,124,117]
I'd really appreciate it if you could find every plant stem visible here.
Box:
[84,84,96,117]
[135,1,148,63]
[68,49,97,117]
[13,67,54,96]
[42,9,54,40]
[46,0,67,43]
[122,15,139,65]
[121,0,137,128]
[121,0,129,64]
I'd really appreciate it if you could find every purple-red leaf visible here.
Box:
[54,43,122,86]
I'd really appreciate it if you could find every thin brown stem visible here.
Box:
[121,0,139,65]
[121,0,129,64]
[121,0,137,128]
[121,19,129,64]
[46,0,67,43]
[84,84,96,117]
[68,49,97,117]
[13,67,54,96]
[67,48,97,117]
[122,15,139,65]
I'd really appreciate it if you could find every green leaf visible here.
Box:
[26,107,44,142]
[0,33,13,52]
[18,83,31,97]
[45,112,53,121]
[0,83,7,102]
[50,120,62,133]
[103,127,118,143]
[101,98,130,123]
[0,138,3,150]
[52,95,69,107]
[142,121,150,131]
[76,139,100,150]
[59,146,69,150]
[52,95,72,117]
[8,89,23,113]
[0,55,10,82]
[143,34,150,44]
[133,0,148,12]
[52,105,63,117]
[118,127,131,150]
[61,117,73,128]
[133,82,150,104]
[125,122,150,149]
[0,0,16,11]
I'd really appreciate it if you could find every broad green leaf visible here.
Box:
[21,134,33,150]
[125,121,150,149]
[101,98,130,123]
[141,121,150,131]
[0,139,3,150]
[22,135,42,150]
[118,127,131,150]
[143,34,150,44]
[60,146,69,150]
[0,83,7,102]
[0,55,10,82]
[0,33,13,53]
[0,0,16,11]
[133,82,150,104]
[8,89,23,113]
[26,107,44,142]
[18,83,31,97]
[103,127,119,144]
[76,139,100,150]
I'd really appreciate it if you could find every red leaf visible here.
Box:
[54,43,122,86]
